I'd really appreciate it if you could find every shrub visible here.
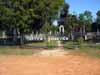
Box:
[77,37,84,48]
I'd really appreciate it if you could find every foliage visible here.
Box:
[58,3,70,33]
[77,37,84,48]
[0,0,64,33]
[59,3,69,18]
[46,40,58,49]
[78,11,93,32]
[96,10,100,25]
[84,11,93,31]
[78,13,85,27]
[67,14,78,32]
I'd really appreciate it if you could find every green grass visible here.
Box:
[0,47,33,55]
[63,41,100,58]
[79,47,100,58]
[26,40,58,48]
[46,40,58,49]
[0,41,58,55]
[0,41,100,58]
[26,41,46,47]
[62,41,78,49]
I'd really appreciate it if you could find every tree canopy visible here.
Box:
[96,10,100,25]
[0,0,64,33]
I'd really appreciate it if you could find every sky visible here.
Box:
[65,0,100,18]
[53,0,100,26]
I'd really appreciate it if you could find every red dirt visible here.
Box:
[0,55,100,75]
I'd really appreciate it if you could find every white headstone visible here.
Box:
[59,25,64,35]
[3,31,6,38]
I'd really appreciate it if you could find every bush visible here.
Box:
[77,37,84,48]
[46,40,57,49]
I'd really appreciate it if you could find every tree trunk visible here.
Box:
[83,25,86,36]
[20,33,24,46]
[97,28,100,35]
[13,29,17,45]
[71,30,74,41]
[2,31,6,45]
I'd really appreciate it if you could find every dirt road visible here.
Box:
[0,54,100,75]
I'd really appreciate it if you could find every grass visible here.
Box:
[0,46,100,58]
[26,40,58,48]
[46,40,58,49]
[62,41,78,49]
[26,41,46,47]
[0,47,34,55]
[0,40,58,55]
[0,41,100,58]
[79,47,100,58]
[63,41,100,58]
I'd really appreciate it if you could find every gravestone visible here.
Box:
[2,31,6,38]
[59,25,64,36]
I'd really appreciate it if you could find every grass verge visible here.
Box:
[26,41,58,49]
[63,41,100,58]
[79,47,100,58]
[0,47,34,55]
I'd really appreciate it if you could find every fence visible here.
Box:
[0,32,100,48]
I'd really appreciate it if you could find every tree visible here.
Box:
[84,11,93,32]
[58,3,69,32]
[0,0,32,33]
[0,0,64,45]
[78,11,93,34]
[96,10,100,32]
[97,10,100,16]
[78,13,87,36]
[39,0,64,32]
[67,14,78,40]
[67,14,78,30]
[0,0,64,33]
[59,3,69,18]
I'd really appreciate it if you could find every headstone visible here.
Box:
[59,25,64,36]
[2,31,6,38]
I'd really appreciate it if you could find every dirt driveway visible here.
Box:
[0,54,100,75]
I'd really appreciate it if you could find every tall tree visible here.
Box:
[58,3,69,32]
[79,11,93,34]
[67,14,78,40]
[0,0,64,45]
[84,11,93,32]
[96,10,100,30]
[78,13,87,35]
[39,0,64,32]
[0,0,64,33]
